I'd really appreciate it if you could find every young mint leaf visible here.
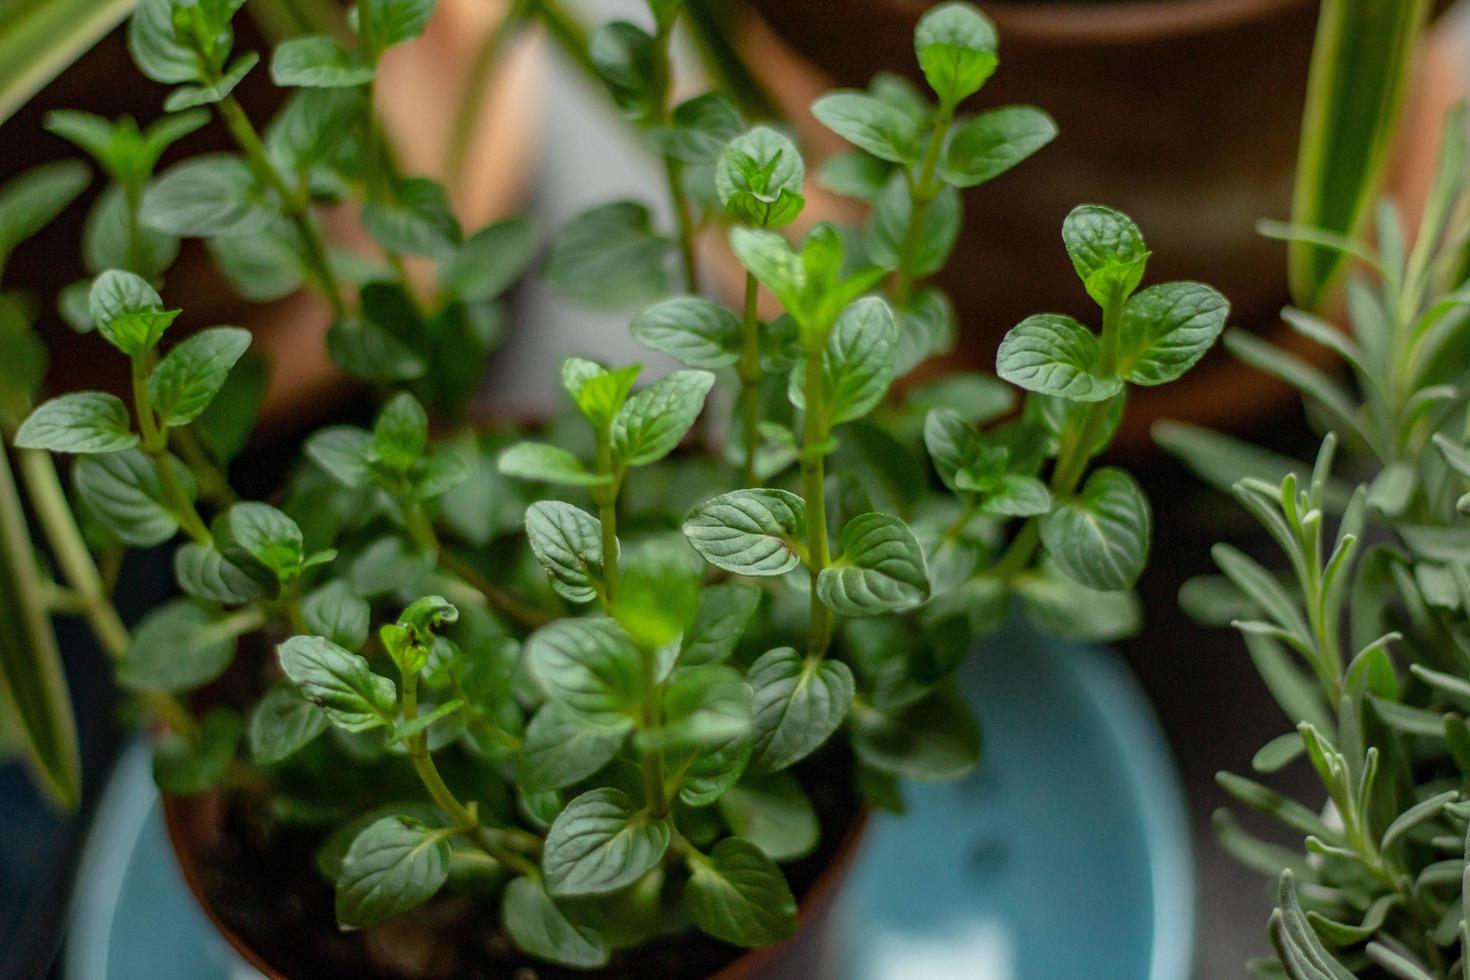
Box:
[811,92,921,165]
[141,155,274,239]
[164,52,258,112]
[497,442,610,487]
[149,327,251,426]
[518,702,627,794]
[686,838,797,946]
[276,635,397,731]
[683,489,807,576]
[941,105,1057,188]
[1041,467,1151,591]
[914,2,998,106]
[729,227,805,316]
[502,876,610,969]
[851,687,980,780]
[612,369,716,467]
[15,392,138,454]
[589,21,660,120]
[543,788,671,897]
[249,683,328,765]
[564,359,641,430]
[746,647,854,773]
[335,816,450,929]
[127,0,211,86]
[717,772,818,861]
[716,127,806,228]
[153,707,242,795]
[362,177,462,259]
[817,513,930,616]
[1061,204,1149,307]
[525,500,604,604]
[73,449,190,547]
[223,502,304,581]
[789,296,899,426]
[369,392,428,473]
[996,313,1121,402]
[174,543,274,603]
[679,732,755,808]
[88,270,180,357]
[631,296,743,369]
[0,161,90,261]
[119,600,238,692]
[525,617,642,732]
[306,426,373,488]
[680,583,761,666]
[270,36,375,88]
[357,0,439,57]
[866,175,960,278]
[440,217,537,302]
[546,202,668,310]
[1116,281,1230,385]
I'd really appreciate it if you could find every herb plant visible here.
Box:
[0,0,1228,972]
[1163,107,1470,978]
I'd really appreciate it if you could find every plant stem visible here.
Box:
[738,271,762,486]
[172,427,236,505]
[526,0,598,92]
[652,13,698,294]
[444,0,527,191]
[131,355,212,545]
[800,344,834,658]
[401,499,551,629]
[594,431,620,603]
[892,105,952,307]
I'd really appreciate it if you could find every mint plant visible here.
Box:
[1163,107,1470,978]
[0,1,1228,972]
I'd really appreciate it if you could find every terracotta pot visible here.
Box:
[163,790,869,979]
[3,0,541,435]
[725,0,1463,449]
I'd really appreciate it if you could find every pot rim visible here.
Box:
[162,788,872,979]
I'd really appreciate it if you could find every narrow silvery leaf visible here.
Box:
[249,683,328,765]
[683,489,807,576]
[1268,871,1357,980]
[1060,204,1149,306]
[747,647,854,773]
[335,816,449,929]
[141,155,274,239]
[543,788,671,897]
[524,617,642,732]
[686,838,797,947]
[941,105,1057,188]
[1116,281,1230,385]
[73,449,189,547]
[996,313,1120,402]
[612,369,716,467]
[851,688,980,781]
[149,327,251,426]
[914,2,998,105]
[811,92,921,165]
[525,500,604,603]
[630,296,743,369]
[718,773,819,861]
[498,442,609,487]
[276,635,396,732]
[302,581,371,651]
[680,583,761,665]
[502,876,610,969]
[817,513,930,616]
[15,392,138,454]
[119,601,237,692]
[1041,467,1151,592]
[517,702,627,793]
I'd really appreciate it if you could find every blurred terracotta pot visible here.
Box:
[729,0,1462,449]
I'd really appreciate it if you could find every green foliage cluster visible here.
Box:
[0,0,1226,970]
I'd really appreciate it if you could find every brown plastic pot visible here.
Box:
[163,790,869,979]
[724,0,1463,450]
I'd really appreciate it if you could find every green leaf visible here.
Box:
[173,543,273,604]
[128,0,216,86]
[0,297,46,420]
[335,816,450,929]
[270,36,375,88]
[304,426,372,489]
[1287,0,1427,308]
[996,313,1120,402]
[1060,205,1149,307]
[718,772,818,861]
[652,93,744,164]
[680,583,760,666]
[525,618,641,732]
[543,788,671,897]
[518,702,627,794]
[357,0,439,55]
[800,296,899,426]
[817,513,930,616]
[1116,282,1229,385]
[1016,564,1141,641]
[223,502,303,580]
[15,392,137,454]
[1041,467,1151,592]
[120,600,237,692]
[686,838,797,947]
[811,91,920,165]
[148,326,251,426]
[502,876,610,969]
[563,359,640,430]
[141,155,274,238]
[589,20,660,119]
[525,500,604,604]
[865,175,959,279]
[88,270,179,357]
[440,217,537,302]
[680,733,755,808]
[497,441,609,487]
[914,2,997,105]
[362,177,461,259]
[249,683,328,765]
[0,161,90,262]
[368,391,427,473]
[940,105,1057,188]
[546,201,668,310]
[73,449,189,547]
[729,227,804,317]
[641,665,752,751]
[630,296,742,369]
[612,369,716,467]
[716,126,806,228]
[84,187,181,280]
[851,688,980,780]
[683,488,807,576]
[747,647,854,773]
[153,707,242,795]
[276,635,396,732]
[327,315,427,384]
[164,51,257,111]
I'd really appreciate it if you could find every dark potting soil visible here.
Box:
[182,746,861,980]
